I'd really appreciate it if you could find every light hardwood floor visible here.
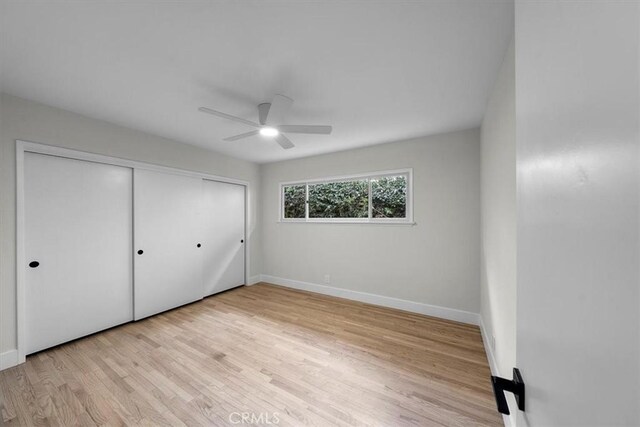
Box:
[0,283,501,426]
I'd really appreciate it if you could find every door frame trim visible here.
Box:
[15,139,251,364]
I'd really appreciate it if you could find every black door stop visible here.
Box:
[491,368,525,415]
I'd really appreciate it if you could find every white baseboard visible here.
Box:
[0,349,18,371]
[247,275,261,286]
[260,275,479,325]
[479,316,499,376]
[479,316,512,427]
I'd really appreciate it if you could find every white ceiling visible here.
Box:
[0,1,513,164]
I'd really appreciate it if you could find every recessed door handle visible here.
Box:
[137,250,144,255]
[197,243,201,248]
[240,239,244,243]
[29,261,40,268]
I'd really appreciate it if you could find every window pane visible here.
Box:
[371,175,407,218]
[283,185,306,218]
[308,180,368,218]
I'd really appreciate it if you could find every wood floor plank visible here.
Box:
[0,283,501,426]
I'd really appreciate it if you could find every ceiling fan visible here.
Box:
[199,94,332,150]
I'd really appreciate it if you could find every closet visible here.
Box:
[133,169,204,320]
[22,148,246,355]
[202,179,246,296]
[24,153,134,354]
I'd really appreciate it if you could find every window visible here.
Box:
[309,180,369,219]
[371,175,407,218]
[280,169,412,223]
[283,184,306,219]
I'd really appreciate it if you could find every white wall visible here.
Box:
[480,38,516,392]
[515,1,639,425]
[261,128,481,316]
[0,93,262,356]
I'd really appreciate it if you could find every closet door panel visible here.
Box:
[134,169,203,319]
[24,153,133,354]
[202,180,245,296]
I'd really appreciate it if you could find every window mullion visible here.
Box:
[368,178,372,220]
[305,184,309,220]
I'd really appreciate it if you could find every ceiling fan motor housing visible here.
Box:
[258,103,271,125]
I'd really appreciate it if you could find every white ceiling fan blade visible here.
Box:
[274,134,295,150]
[276,125,332,134]
[199,107,259,128]
[266,94,293,125]
[223,130,260,142]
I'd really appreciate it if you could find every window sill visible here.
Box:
[277,220,417,226]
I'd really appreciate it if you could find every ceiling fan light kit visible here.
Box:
[259,127,279,137]
[199,94,332,150]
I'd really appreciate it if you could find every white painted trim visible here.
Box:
[479,316,512,427]
[247,275,261,285]
[0,350,19,371]
[479,316,499,378]
[276,220,417,226]
[244,185,249,287]
[279,168,413,187]
[260,275,479,325]
[17,140,249,185]
[15,143,27,365]
[15,140,252,364]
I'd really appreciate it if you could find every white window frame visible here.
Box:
[279,168,414,224]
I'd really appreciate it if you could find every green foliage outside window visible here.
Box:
[309,180,368,218]
[283,185,306,218]
[283,174,408,220]
[371,176,407,218]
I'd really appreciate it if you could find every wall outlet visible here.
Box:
[324,274,331,284]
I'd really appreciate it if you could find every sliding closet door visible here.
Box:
[202,180,245,296]
[134,169,203,319]
[24,153,133,354]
